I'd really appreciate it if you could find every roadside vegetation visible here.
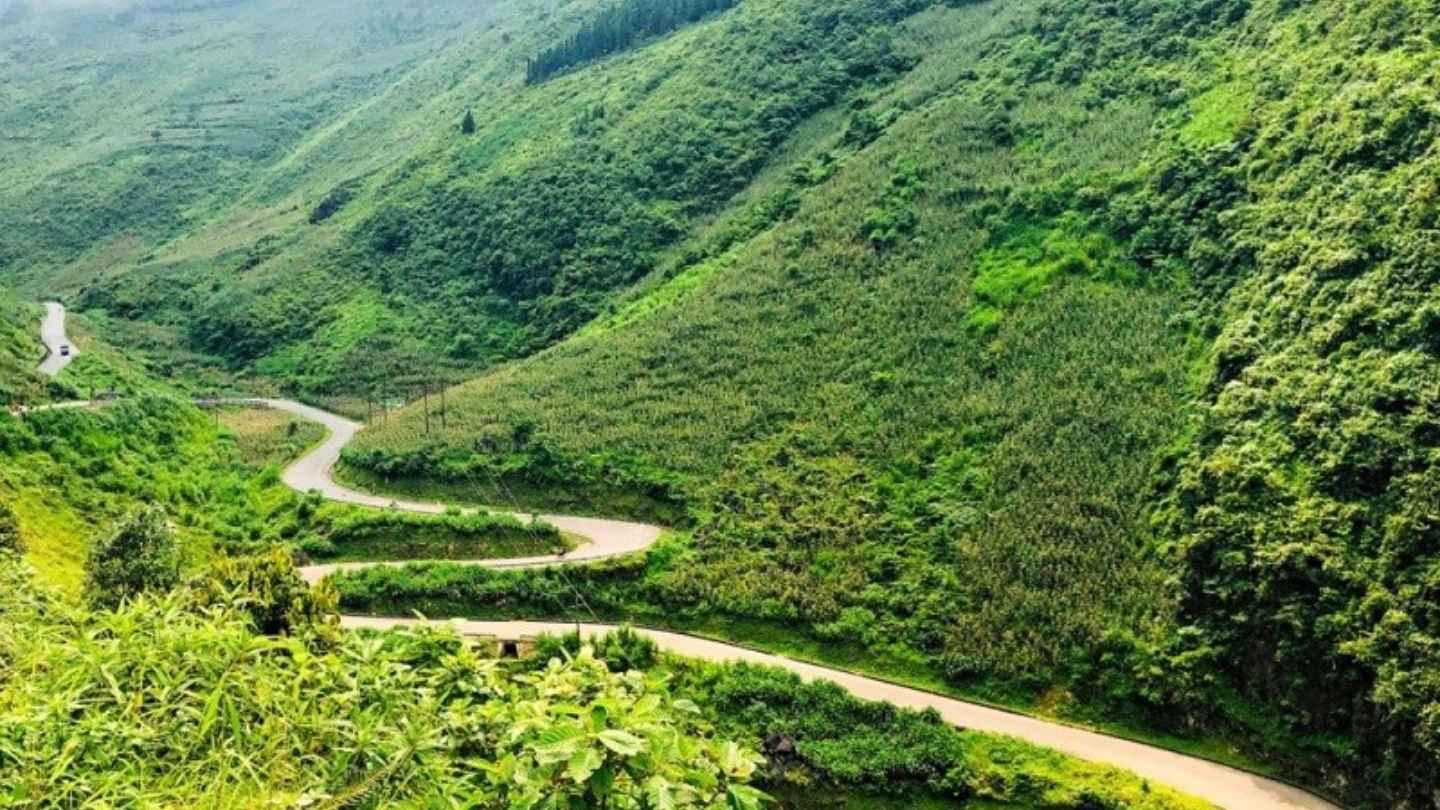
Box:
[0,549,1208,809]
[0,395,568,594]
[0,292,45,406]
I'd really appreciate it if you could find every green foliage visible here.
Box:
[0,0,510,285]
[9,0,1440,804]
[0,293,45,407]
[1131,2,1440,803]
[309,179,361,226]
[83,504,181,610]
[532,627,660,674]
[460,109,477,135]
[526,0,739,84]
[67,0,931,394]
[860,158,924,251]
[0,397,287,592]
[965,215,1148,334]
[0,557,766,808]
[685,662,972,798]
[184,547,340,643]
[294,507,567,563]
[344,0,1440,803]
[0,501,21,555]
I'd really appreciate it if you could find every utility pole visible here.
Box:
[440,384,447,430]
[423,383,431,436]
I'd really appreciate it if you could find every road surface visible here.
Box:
[345,616,1341,810]
[217,399,661,583]
[37,302,75,376]
[35,312,1343,810]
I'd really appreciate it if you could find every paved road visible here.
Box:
[233,399,661,584]
[37,302,76,377]
[34,312,1342,810]
[272,399,1339,810]
[346,616,1340,810]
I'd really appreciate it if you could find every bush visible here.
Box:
[185,547,339,645]
[530,626,658,673]
[84,505,180,610]
[0,500,21,554]
[0,558,769,808]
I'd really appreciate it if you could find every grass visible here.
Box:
[0,291,46,406]
[1,399,246,595]
[215,407,328,469]
[326,3,1218,778]
[335,463,688,526]
[9,0,1438,804]
[345,7,1195,689]
[1179,79,1254,148]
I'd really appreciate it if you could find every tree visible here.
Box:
[525,0,740,84]
[461,109,476,135]
[0,501,21,554]
[85,505,181,609]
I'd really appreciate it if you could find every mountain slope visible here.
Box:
[344,0,1440,806]
[0,0,530,286]
[28,0,948,395]
[5,0,1438,805]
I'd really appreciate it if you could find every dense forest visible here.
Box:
[526,0,739,84]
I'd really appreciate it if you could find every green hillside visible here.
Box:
[0,292,45,405]
[0,307,1205,810]
[0,0,519,282]
[29,0,960,395]
[3,0,1438,806]
[339,0,1440,806]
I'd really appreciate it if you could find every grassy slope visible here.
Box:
[60,0,949,396]
[0,0,521,285]
[346,0,1194,686]
[0,291,46,405]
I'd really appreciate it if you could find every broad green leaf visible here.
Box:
[645,776,677,810]
[726,784,770,810]
[597,729,645,757]
[567,746,604,784]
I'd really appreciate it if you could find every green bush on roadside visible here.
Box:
[84,504,180,610]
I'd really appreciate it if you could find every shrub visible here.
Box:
[0,500,21,554]
[531,626,659,673]
[0,558,769,808]
[185,546,339,646]
[84,505,180,610]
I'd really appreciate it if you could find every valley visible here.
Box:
[1,0,1436,807]
[34,305,1336,809]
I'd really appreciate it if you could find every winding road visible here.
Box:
[37,302,76,376]
[33,308,1341,810]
